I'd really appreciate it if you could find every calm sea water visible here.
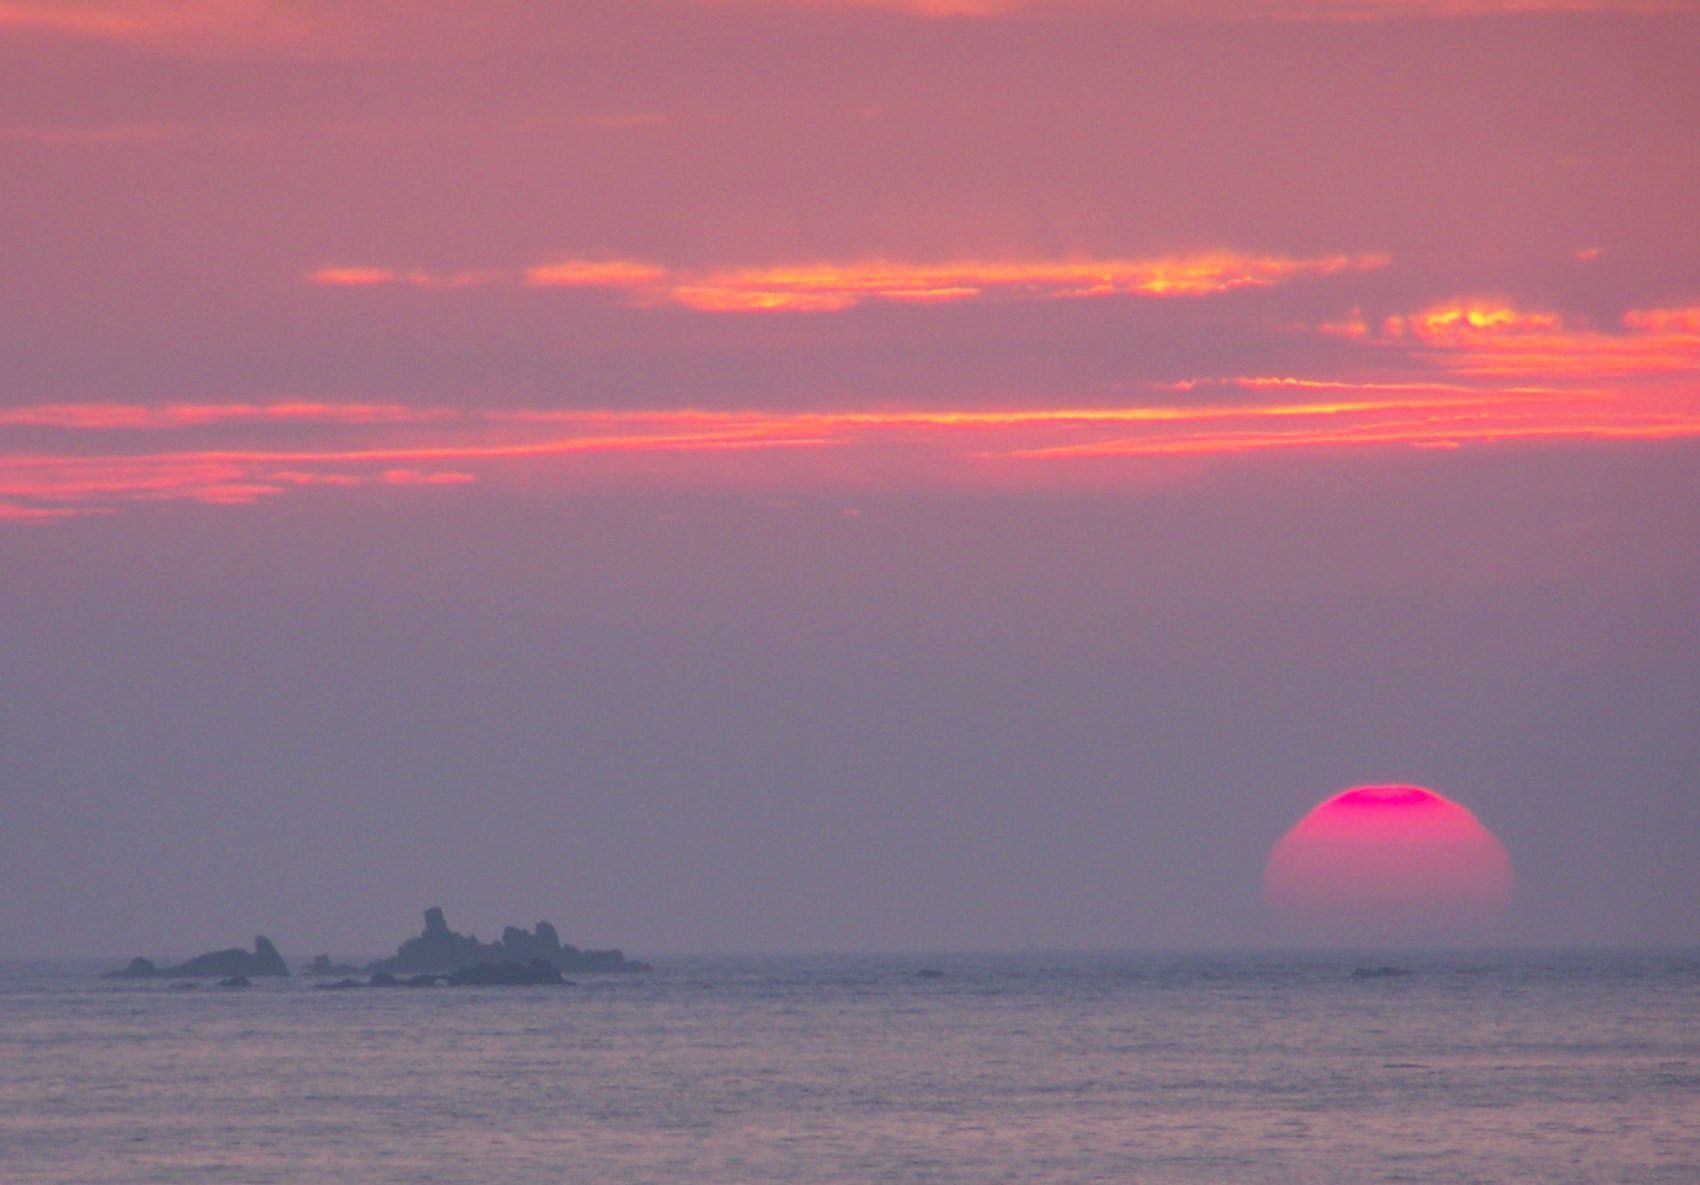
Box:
[2,951,1696,1184]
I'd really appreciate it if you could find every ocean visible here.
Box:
[2,950,1696,1184]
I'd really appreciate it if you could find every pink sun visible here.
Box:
[1264,784,1513,945]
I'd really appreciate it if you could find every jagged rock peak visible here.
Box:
[367,908,650,975]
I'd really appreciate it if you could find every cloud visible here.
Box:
[0,499,95,524]
[309,251,1388,312]
[652,254,1386,311]
[701,0,1683,17]
[0,0,360,56]
[7,295,1695,521]
[1369,300,1700,381]
[999,389,1699,462]
[304,267,504,290]
[6,379,1697,522]
[520,260,674,290]
[1622,305,1700,336]
[0,402,451,429]
[4,0,1679,63]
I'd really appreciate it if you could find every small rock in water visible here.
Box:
[1352,965,1410,979]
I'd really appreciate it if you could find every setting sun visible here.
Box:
[1264,785,1513,945]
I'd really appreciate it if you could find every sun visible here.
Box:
[1263,784,1513,945]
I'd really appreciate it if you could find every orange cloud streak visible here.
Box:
[1372,300,1700,381]
[8,292,1697,522]
[305,266,503,290]
[522,260,672,289]
[659,253,1385,311]
[312,251,1387,312]
[5,377,1697,523]
[1001,394,1700,461]
[23,276,1700,523]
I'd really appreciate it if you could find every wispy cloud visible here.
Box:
[304,267,506,290]
[0,402,452,430]
[1022,299,1700,462]
[705,0,1684,17]
[643,254,1385,311]
[0,0,358,56]
[4,0,1679,63]
[8,294,1695,523]
[308,251,1388,312]
[6,375,1697,522]
[1000,390,1699,462]
[1365,300,1700,380]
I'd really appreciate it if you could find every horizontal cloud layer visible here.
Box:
[5,0,1679,59]
[8,289,1694,520]
[308,252,1387,312]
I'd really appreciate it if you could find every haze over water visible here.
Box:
[4,951,1697,1184]
[4,0,1699,959]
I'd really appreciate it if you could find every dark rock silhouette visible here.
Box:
[449,959,571,987]
[317,966,566,990]
[97,911,646,985]
[368,908,649,975]
[1352,965,1412,979]
[104,937,290,980]
[302,954,362,976]
[168,981,198,991]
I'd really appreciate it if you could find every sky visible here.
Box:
[2,0,1697,959]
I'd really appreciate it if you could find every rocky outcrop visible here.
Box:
[313,963,567,989]
[104,937,290,979]
[98,911,648,984]
[105,957,159,979]
[368,908,649,975]
[301,954,362,976]
[449,959,570,987]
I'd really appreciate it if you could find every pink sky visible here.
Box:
[4,2,1697,522]
[1,0,1696,954]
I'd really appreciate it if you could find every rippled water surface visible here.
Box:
[2,951,1696,1184]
